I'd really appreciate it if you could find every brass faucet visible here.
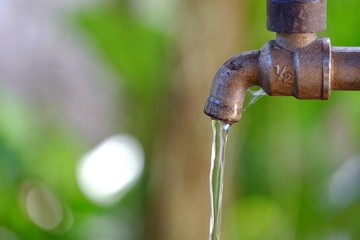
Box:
[204,0,360,124]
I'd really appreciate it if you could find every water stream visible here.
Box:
[209,120,231,240]
[208,88,266,240]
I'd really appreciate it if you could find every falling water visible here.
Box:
[243,87,267,111]
[208,87,267,240]
[209,120,231,240]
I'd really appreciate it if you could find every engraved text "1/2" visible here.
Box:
[274,64,291,84]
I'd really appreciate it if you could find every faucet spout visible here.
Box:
[204,50,260,124]
[204,0,360,124]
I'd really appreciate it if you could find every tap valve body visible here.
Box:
[259,35,331,100]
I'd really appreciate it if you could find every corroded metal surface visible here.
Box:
[332,47,360,90]
[259,37,330,99]
[204,51,260,123]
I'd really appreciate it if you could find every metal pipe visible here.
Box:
[332,47,360,90]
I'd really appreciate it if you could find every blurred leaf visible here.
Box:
[226,196,293,240]
[75,6,169,103]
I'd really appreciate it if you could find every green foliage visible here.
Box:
[75,6,169,103]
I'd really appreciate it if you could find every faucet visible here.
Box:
[204,0,360,124]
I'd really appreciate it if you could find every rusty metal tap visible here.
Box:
[204,0,360,124]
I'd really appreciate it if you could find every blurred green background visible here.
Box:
[1,0,360,239]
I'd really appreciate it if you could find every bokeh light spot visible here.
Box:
[0,227,20,240]
[20,181,66,232]
[328,156,360,208]
[77,134,144,205]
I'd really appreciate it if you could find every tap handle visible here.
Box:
[267,0,327,33]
